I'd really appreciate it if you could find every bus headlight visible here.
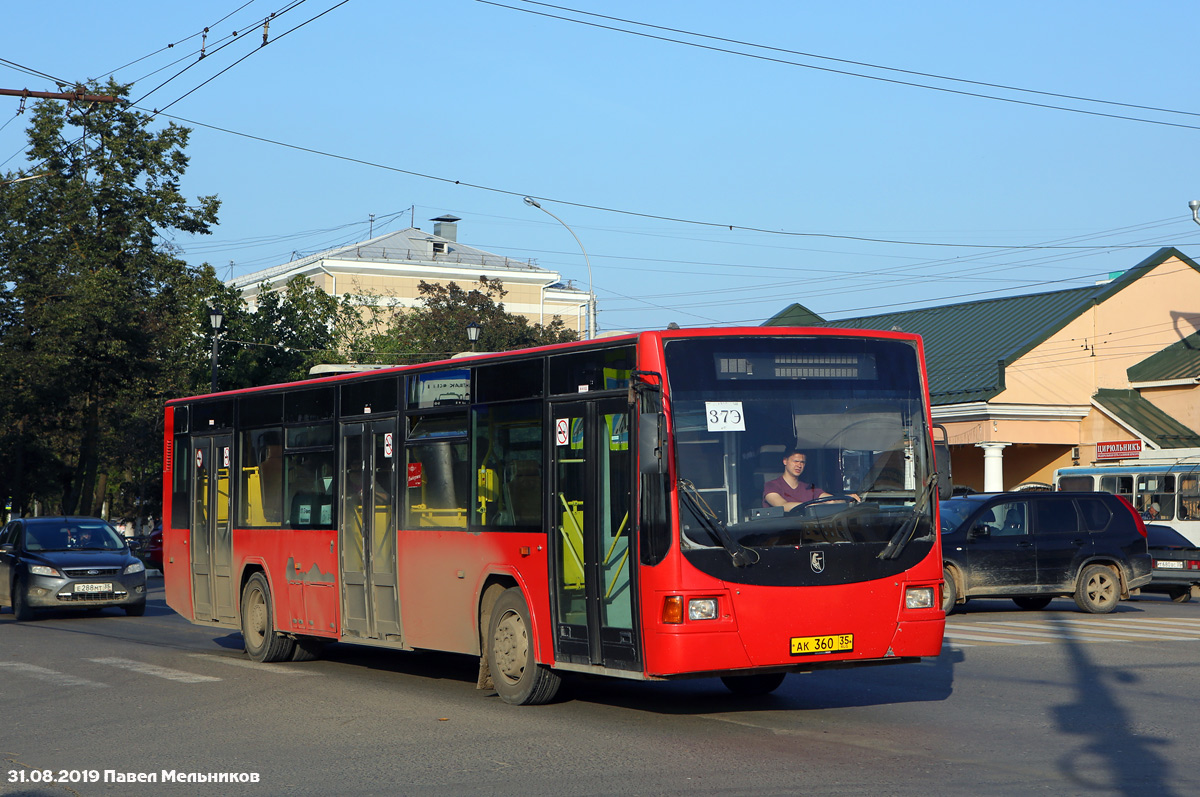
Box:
[905,587,935,609]
[688,598,719,620]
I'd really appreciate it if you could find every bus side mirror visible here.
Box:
[640,413,665,474]
[933,424,953,500]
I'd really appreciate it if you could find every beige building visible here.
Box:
[229,215,591,335]
[767,247,1200,492]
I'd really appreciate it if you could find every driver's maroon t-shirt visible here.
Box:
[762,476,823,507]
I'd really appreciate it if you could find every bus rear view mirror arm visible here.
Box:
[640,413,665,475]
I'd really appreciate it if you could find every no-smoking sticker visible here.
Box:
[556,417,570,446]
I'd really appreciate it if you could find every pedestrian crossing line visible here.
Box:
[942,617,1200,647]
[946,624,1114,642]
[0,662,108,688]
[187,653,319,675]
[941,631,1045,645]
[87,657,221,683]
[1021,618,1200,636]
[980,620,1199,642]
[1044,616,1200,628]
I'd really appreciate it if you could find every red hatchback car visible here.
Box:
[141,525,163,572]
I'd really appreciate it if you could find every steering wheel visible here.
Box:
[785,494,858,517]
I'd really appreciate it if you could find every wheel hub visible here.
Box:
[493,610,528,683]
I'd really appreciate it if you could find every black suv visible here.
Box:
[939,492,1151,614]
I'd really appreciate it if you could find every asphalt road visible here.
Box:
[2,577,1199,796]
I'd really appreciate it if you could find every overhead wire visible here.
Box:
[479,0,1200,132]
[4,4,1196,333]
[511,1,1200,121]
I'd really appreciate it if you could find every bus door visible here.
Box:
[550,399,639,671]
[339,420,401,642]
[190,435,236,624]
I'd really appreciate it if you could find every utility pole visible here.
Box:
[0,87,122,104]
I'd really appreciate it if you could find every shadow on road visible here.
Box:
[1052,629,1174,796]
[559,645,961,715]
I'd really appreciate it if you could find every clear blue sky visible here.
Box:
[3,1,1198,332]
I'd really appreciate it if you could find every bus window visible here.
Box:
[405,441,469,528]
[285,450,336,528]
[1057,475,1094,492]
[1139,474,1176,521]
[471,401,543,529]
[1099,475,1133,503]
[239,428,283,526]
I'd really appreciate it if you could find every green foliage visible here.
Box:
[200,276,369,390]
[369,277,577,363]
[0,81,220,517]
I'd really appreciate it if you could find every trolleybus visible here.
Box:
[1055,461,1200,544]
[163,327,946,704]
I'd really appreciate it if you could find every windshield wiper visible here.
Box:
[678,479,759,567]
[877,474,937,560]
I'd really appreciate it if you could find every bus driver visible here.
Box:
[763,449,858,511]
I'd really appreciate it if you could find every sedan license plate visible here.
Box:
[75,583,112,593]
[1155,560,1184,569]
[791,633,853,655]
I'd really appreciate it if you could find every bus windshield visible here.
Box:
[663,336,936,580]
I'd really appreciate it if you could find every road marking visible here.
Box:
[943,616,1200,647]
[942,630,1051,645]
[0,662,108,688]
[187,653,319,675]
[87,657,221,683]
[981,620,1199,642]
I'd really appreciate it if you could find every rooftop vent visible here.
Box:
[431,214,461,242]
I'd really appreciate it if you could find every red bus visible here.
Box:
[163,327,945,704]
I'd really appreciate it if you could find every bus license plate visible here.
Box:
[75,583,111,593]
[791,633,853,655]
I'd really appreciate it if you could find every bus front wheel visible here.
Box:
[487,588,561,706]
[241,573,295,662]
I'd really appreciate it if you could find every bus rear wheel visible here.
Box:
[721,672,786,697]
[487,588,560,706]
[241,573,295,662]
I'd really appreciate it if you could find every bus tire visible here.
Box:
[241,573,295,662]
[487,588,560,705]
[941,566,957,615]
[721,672,786,697]
[1074,564,1118,614]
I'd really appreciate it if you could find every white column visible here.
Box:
[975,442,1012,493]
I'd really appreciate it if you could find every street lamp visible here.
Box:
[466,320,481,352]
[523,196,596,340]
[209,306,224,393]
[1189,199,1200,227]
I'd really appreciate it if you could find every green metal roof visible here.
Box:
[767,303,825,327]
[764,247,1200,405]
[1093,388,1200,448]
[1127,330,1200,383]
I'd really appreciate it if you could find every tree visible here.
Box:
[0,80,220,517]
[368,277,577,364]
[197,276,370,391]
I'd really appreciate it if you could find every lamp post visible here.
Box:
[1189,199,1200,226]
[523,196,595,340]
[466,320,481,352]
[208,307,224,393]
